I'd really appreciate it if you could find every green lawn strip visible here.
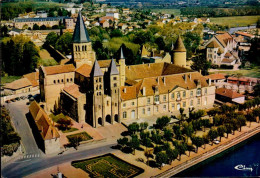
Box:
[210,68,260,78]
[49,113,66,123]
[1,76,22,85]
[61,127,78,133]
[71,154,144,178]
[66,132,93,142]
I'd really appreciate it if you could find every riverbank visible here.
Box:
[153,122,260,177]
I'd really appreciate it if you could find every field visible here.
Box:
[148,8,181,16]
[210,16,260,27]
[210,67,260,78]
[71,154,144,178]
[1,76,22,85]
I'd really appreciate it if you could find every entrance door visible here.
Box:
[131,110,135,119]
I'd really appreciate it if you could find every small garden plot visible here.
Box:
[71,153,144,178]
[66,132,93,142]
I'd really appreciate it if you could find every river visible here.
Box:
[175,133,260,177]
[228,25,256,34]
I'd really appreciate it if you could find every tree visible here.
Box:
[163,129,173,143]
[40,25,47,30]
[246,112,256,127]
[117,137,128,148]
[217,125,226,142]
[224,124,232,138]
[155,36,165,50]
[55,32,73,55]
[208,129,218,145]
[57,117,72,131]
[175,142,187,161]
[237,115,246,131]
[191,136,204,153]
[166,149,178,164]
[45,32,59,47]
[173,125,183,140]
[201,119,210,132]
[186,144,195,157]
[140,122,148,131]
[128,122,139,135]
[110,29,123,38]
[151,130,162,146]
[182,122,194,142]
[33,24,40,30]
[156,152,168,169]
[253,84,260,96]
[142,137,152,152]
[128,135,140,155]
[191,54,211,75]
[202,135,209,149]
[156,116,171,129]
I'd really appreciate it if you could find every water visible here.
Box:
[228,25,256,34]
[175,133,260,177]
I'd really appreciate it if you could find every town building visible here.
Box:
[29,101,61,154]
[206,73,226,84]
[215,88,245,104]
[204,32,240,66]
[39,11,215,128]
[14,16,74,29]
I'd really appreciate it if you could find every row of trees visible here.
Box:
[2,35,40,76]
[117,101,260,168]
[180,6,260,17]
[1,107,21,157]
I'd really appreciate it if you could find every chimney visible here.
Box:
[209,78,212,86]
[157,77,160,84]
[123,88,127,93]
[189,74,192,81]
[143,87,146,96]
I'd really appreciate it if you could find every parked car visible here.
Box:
[27,94,33,99]
[29,97,35,102]
[5,100,11,103]
[20,96,26,100]
[11,99,16,102]
[213,139,220,144]
[15,97,20,101]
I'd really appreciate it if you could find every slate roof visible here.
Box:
[29,101,60,140]
[92,60,103,77]
[173,35,186,52]
[109,58,119,75]
[14,16,71,22]
[73,11,91,43]
[216,88,244,99]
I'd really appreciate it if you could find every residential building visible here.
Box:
[206,73,226,84]
[215,88,245,104]
[204,32,240,66]
[100,20,109,28]
[106,12,119,19]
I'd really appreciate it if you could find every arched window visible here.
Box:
[67,79,69,82]
[82,46,84,51]
[54,80,56,84]
[85,45,87,51]
[96,86,98,90]
[61,79,63,83]
[123,111,127,118]
[70,78,73,82]
[99,85,102,89]
[57,79,60,83]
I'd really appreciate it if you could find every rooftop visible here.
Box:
[216,88,244,99]
[63,84,84,99]
[42,64,75,75]
[4,78,32,90]
[73,11,91,43]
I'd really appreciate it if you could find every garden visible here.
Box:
[71,153,144,178]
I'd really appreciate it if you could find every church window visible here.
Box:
[99,78,101,82]
[114,83,117,87]
[115,103,117,106]
[57,80,60,83]
[115,90,117,93]
[96,86,98,90]
[53,80,56,84]
[107,101,109,106]
[177,92,180,99]
[85,45,87,51]
[61,79,63,83]
[100,85,102,89]
[99,92,101,95]
[123,111,127,118]
[70,78,73,82]
[113,77,117,80]
[67,79,69,82]
[82,46,84,51]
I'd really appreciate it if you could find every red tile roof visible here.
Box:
[206,73,225,80]
[23,72,39,87]
[42,64,75,75]
[63,84,84,99]
[216,88,244,99]
[4,78,32,90]
[75,64,92,77]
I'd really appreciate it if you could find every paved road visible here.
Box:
[4,100,42,157]
[2,141,116,178]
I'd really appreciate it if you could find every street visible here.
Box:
[2,141,116,178]
[4,99,43,158]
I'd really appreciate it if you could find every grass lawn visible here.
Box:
[148,8,181,16]
[210,15,260,27]
[1,76,22,85]
[67,132,93,142]
[210,67,260,78]
[38,49,58,66]
[62,127,78,133]
[71,154,144,178]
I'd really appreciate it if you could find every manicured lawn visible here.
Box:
[1,76,22,85]
[210,16,260,27]
[210,67,260,78]
[61,127,78,133]
[66,132,93,142]
[71,154,144,178]
[148,8,181,16]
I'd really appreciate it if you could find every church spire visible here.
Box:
[173,35,186,52]
[109,59,119,75]
[92,60,103,77]
[73,11,91,43]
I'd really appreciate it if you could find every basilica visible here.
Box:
[39,12,215,128]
